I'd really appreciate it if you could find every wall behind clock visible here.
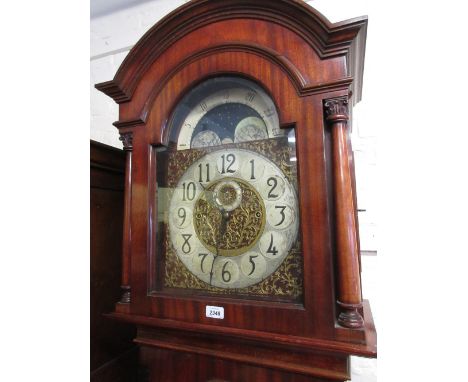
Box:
[90,1,377,381]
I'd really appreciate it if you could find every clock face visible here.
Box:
[168,148,299,289]
[159,77,303,299]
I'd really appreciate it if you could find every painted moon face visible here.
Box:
[234,117,268,143]
[191,130,222,148]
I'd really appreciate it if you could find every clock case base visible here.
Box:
[107,300,375,382]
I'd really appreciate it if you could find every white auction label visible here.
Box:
[205,305,224,319]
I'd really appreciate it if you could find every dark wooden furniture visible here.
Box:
[95,1,376,381]
[90,141,138,381]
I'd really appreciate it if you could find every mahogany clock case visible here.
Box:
[154,75,303,302]
[95,0,376,380]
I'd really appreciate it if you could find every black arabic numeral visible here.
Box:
[178,207,186,226]
[198,253,209,273]
[226,154,236,173]
[248,255,258,276]
[249,159,255,180]
[221,154,236,174]
[198,163,210,183]
[275,205,286,226]
[182,234,192,254]
[222,262,232,283]
[267,177,278,198]
[182,182,196,201]
[267,234,278,256]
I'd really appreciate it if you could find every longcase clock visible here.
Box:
[96,1,376,381]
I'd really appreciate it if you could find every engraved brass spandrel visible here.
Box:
[247,240,303,298]
[166,137,296,188]
[164,232,303,299]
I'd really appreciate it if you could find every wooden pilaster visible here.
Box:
[324,96,363,329]
[118,132,133,305]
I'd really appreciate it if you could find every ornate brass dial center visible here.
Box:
[217,185,237,205]
[213,180,242,212]
[194,177,266,257]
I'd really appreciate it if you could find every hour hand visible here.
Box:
[219,207,229,235]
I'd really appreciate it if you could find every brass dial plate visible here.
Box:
[166,140,300,292]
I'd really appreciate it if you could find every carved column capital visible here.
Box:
[324,97,349,124]
[119,132,133,151]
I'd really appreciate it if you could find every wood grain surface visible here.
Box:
[95,1,374,381]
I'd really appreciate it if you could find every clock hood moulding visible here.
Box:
[95,0,367,106]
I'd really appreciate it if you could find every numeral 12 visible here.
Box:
[221,154,236,174]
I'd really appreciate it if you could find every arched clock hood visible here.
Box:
[96,0,367,107]
[95,1,375,381]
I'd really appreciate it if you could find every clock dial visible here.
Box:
[168,149,299,289]
[161,76,303,299]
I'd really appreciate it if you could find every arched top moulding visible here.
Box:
[95,0,367,106]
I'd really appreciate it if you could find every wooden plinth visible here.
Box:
[106,301,376,382]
